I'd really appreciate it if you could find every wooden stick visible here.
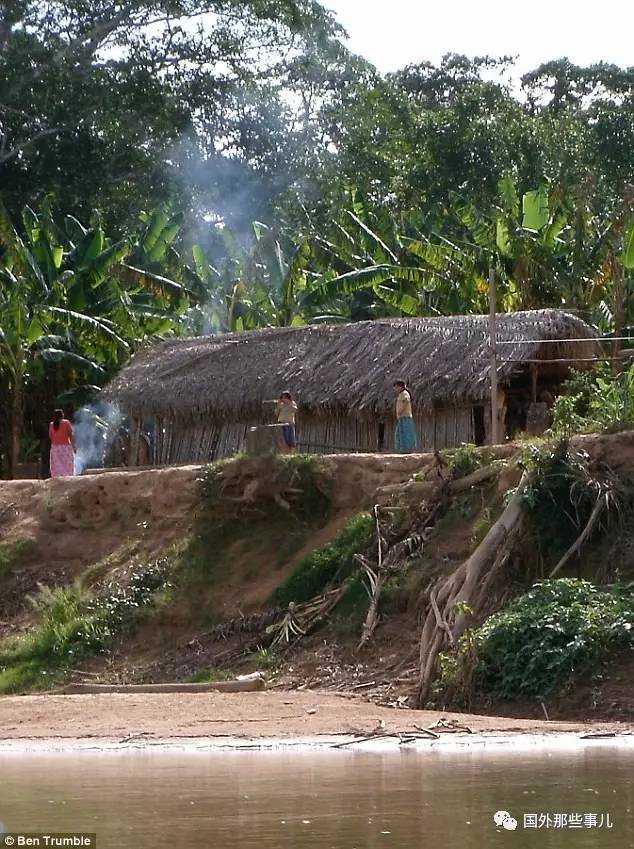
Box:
[489,267,499,446]
[549,495,606,578]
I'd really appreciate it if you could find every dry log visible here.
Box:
[58,675,265,695]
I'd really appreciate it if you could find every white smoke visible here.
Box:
[73,402,124,475]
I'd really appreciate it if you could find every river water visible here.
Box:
[0,742,632,848]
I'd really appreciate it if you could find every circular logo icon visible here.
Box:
[494,810,518,831]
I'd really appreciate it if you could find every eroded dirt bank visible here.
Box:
[1,436,634,728]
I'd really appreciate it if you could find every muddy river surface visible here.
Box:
[1,743,633,848]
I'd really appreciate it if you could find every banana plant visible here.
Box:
[305,189,465,318]
[0,199,194,475]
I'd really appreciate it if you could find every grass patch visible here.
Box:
[272,513,374,606]
[0,538,36,578]
[187,668,233,683]
[0,559,171,694]
[177,509,313,592]
[180,454,335,594]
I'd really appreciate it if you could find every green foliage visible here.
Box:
[0,199,196,473]
[272,513,374,605]
[445,443,483,477]
[199,460,233,507]
[551,366,634,437]
[0,0,340,225]
[472,580,634,699]
[187,668,233,683]
[330,574,370,637]
[254,647,277,673]
[282,455,333,522]
[0,560,170,693]
[520,441,621,559]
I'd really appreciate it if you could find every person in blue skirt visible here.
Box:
[393,380,417,453]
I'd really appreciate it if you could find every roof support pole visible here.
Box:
[530,362,538,403]
[489,268,499,445]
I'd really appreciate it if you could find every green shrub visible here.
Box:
[272,513,374,605]
[550,364,634,437]
[472,579,634,700]
[448,443,483,477]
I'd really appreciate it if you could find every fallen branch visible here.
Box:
[356,501,438,649]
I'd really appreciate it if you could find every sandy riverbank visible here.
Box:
[1,690,632,752]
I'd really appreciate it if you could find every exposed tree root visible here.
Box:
[375,461,503,505]
[416,471,532,706]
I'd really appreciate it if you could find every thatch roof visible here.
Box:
[105,310,598,420]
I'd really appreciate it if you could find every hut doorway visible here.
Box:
[473,406,486,446]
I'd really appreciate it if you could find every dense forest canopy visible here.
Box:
[1,0,634,473]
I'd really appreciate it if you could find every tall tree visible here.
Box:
[0,0,341,227]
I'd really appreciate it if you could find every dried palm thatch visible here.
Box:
[104,310,598,423]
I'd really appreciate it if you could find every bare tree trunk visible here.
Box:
[416,471,531,706]
[9,373,23,479]
[612,260,626,375]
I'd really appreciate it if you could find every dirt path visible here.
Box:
[1,690,631,749]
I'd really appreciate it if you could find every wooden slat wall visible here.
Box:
[135,405,476,466]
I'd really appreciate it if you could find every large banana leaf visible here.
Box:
[45,306,130,350]
[307,264,433,307]
[82,228,105,265]
[38,348,106,377]
[498,175,520,221]
[140,208,170,256]
[116,263,190,299]
[346,211,398,263]
[374,284,420,315]
[522,186,550,232]
[88,239,130,282]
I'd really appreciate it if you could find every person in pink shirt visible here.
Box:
[48,409,75,478]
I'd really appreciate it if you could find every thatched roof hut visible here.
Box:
[105,310,598,462]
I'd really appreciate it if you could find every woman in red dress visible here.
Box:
[49,409,75,477]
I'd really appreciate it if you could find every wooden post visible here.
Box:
[129,415,141,467]
[530,363,538,403]
[488,268,499,445]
